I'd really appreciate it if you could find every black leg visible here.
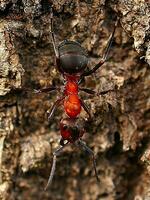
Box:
[45,144,66,190]
[33,86,58,94]
[50,9,64,73]
[50,8,59,58]
[80,100,92,119]
[98,89,115,95]
[79,88,115,96]
[76,139,100,182]
[47,97,65,121]
[79,88,96,95]
[81,18,119,77]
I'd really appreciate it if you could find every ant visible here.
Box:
[34,10,118,190]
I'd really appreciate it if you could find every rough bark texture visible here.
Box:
[0,0,149,200]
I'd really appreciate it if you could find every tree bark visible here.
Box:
[0,0,149,200]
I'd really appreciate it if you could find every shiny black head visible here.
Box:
[58,40,88,74]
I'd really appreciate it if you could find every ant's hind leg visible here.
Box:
[81,18,119,77]
[79,88,96,95]
[50,8,64,73]
[50,8,59,58]
[76,139,100,182]
[79,88,115,96]
[33,86,58,94]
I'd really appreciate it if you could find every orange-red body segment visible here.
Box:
[64,80,81,118]
[65,81,78,95]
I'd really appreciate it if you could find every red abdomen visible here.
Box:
[64,94,81,118]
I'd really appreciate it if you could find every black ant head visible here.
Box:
[58,40,88,74]
[60,118,85,144]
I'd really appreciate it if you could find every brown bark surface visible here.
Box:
[0,0,149,200]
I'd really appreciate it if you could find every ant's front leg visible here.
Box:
[80,99,92,119]
[79,88,115,119]
[47,96,65,121]
[80,18,119,78]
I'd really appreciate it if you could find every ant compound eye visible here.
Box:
[63,125,68,130]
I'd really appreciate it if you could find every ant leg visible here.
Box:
[33,86,57,94]
[80,100,92,119]
[79,88,96,95]
[76,139,100,182]
[81,18,119,77]
[79,88,115,96]
[50,8,59,58]
[98,89,115,95]
[50,9,64,73]
[47,97,65,121]
[45,144,67,190]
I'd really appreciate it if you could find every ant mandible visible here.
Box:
[35,9,118,190]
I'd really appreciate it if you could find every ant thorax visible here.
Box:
[63,78,81,118]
